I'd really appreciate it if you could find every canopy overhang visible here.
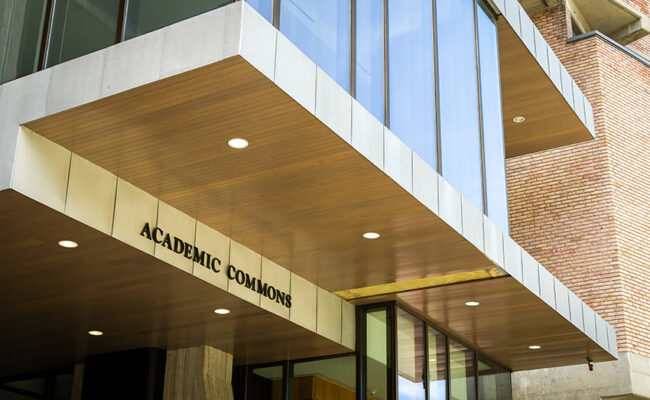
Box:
[0,1,615,376]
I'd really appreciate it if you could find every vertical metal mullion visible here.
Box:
[350,0,356,98]
[432,0,442,175]
[423,323,430,400]
[383,0,389,127]
[473,350,479,400]
[356,306,366,400]
[389,305,397,400]
[474,0,488,215]
[272,0,281,29]
[445,335,451,400]
[116,0,128,43]
[281,360,293,400]
[38,0,55,70]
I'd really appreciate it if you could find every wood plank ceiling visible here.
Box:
[0,190,350,377]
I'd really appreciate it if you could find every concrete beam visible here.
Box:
[611,16,650,45]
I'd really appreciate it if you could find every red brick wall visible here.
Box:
[629,35,650,59]
[506,5,650,356]
[620,0,649,15]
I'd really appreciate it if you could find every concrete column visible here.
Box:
[163,345,234,400]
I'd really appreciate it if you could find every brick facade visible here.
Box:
[506,5,650,357]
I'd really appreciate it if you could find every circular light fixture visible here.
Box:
[214,308,231,315]
[88,330,103,336]
[58,240,78,249]
[465,301,480,307]
[529,345,541,350]
[227,138,249,149]
[513,116,526,124]
[363,232,380,240]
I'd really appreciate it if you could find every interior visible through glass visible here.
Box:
[366,307,390,400]
[293,355,356,399]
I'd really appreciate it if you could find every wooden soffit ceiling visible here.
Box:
[352,277,613,371]
[0,190,349,377]
[25,56,495,293]
[498,17,594,157]
[19,53,613,372]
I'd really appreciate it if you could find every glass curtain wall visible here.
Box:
[365,307,391,400]
[0,0,47,84]
[387,0,437,168]
[247,0,273,22]
[436,0,484,212]
[355,0,384,122]
[478,357,512,400]
[125,0,232,40]
[449,339,477,400]
[279,0,350,92]
[396,308,425,400]
[293,355,357,398]
[428,326,448,400]
[476,1,509,233]
[46,0,120,67]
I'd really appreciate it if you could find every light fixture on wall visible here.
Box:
[58,240,78,248]
[227,138,249,149]
[513,116,526,123]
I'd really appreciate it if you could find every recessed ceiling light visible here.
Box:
[58,240,78,249]
[88,330,103,336]
[465,301,480,307]
[529,345,541,350]
[363,232,380,240]
[214,308,231,315]
[227,138,249,149]
[513,116,526,123]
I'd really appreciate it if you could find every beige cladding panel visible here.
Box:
[193,221,230,291]
[228,240,262,305]
[65,154,117,235]
[11,127,71,212]
[112,179,158,255]
[290,272,317,332]
[341,300,355,350]
[317,288,342,343]
[154,201,195,273]
[260,257,291,319]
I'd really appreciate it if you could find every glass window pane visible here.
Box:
[248,365,283,400]
[125,0,233,40]
[428,326,447,400]
[449,339,477,400]
[280,0,351,92]
[46,0,120,67]
[0,0,47,84]
[478,357,511,400]
[54,373,74,400]
[388,0,436,168]
[477,1,509,233]
[396,308,425,400]
[246,0,273,23]
[355,0,384,122]
[437,0,483,211]
[293,355,356,398]
[366,307,390,400]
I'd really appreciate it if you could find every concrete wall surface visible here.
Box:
[512,352,650,399]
